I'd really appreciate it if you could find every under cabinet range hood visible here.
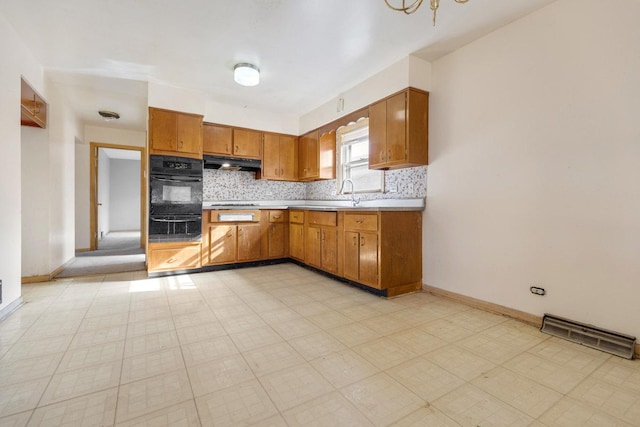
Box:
[203,155,262,172]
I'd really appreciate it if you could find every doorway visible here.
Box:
[90,142,146,252]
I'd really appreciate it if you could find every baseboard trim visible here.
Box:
[422,284,543,328]
[21,259,74,284]
[21,275,51,284]
[0,297,24,322]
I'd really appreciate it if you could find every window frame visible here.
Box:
[336,118,384,195]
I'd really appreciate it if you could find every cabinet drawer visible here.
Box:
[209,210,261,223]
[269,210,287,223]
[290,210,305,224]
[307,211,337,227]
[344,213,378,232]
[148,243,201,272]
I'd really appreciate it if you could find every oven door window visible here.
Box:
[162,184,192,203]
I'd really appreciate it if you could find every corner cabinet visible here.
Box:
[343,211,422,297]
[149,107,203,159]
[262,133,297,181]
[369,88,429,170]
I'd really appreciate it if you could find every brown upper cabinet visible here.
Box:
[149,107,203,159]
[21,78,47,128]
[298,129,336,181]
[262,132,297,181]
[369,88,429,170]
[203,123,262,159]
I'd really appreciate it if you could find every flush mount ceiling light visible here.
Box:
[98,110,120,121]
[234,63,260,86]
[385,0,469,25]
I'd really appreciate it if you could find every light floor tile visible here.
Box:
[270,318,321,340]
[115,370,193,423]
[77,311,129,331]
[337,304,383,321]
[538,397,635,427]
[432,384,533,427]
[196,379,278,427]
[0,335,73,362]
[187,354,255,397]
[57,340,125,373]
[229,326,283,352]
[390,406,462,427]
[568,377,640,424]
[526,337,610,372]
[591,357,640,392]
[250,414,288,426]
[389,328,448,355]
[172,308,217,329]
[244,342,306,377]
[291,301,333,317]
[471,367,562,418]
[353,337,417,370]
[283,391,373,427]
[504,352,592,394]
[40,360,122,406]
[69,325,128,349]
[28,387,118,427]
[218,313,268,334]
[419,318,475,343]
[121,347,186,384]
[444,309,507,332]
[128,306,172,323]
[327,323,381,347]
[0,411,31,427]
[0,377,50,418]
[307,310,353,330]
[388,357,465,402]
[123,330,180,358]
[289,331,345,361]
[0,353,64,386]
[126,317,175,338]
[426,345,496,381]
[360,314,413,336]
[175,321,226,345]
[115,400,201,427]
[259,363,334,412]
[310,349,379,389]
[181,335,238,366]
[341,373,424,427]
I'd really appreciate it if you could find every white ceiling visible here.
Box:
[1,0,556,132]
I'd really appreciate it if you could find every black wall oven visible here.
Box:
[149,155,203,242]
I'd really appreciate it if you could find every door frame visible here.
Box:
[90,142,146,251]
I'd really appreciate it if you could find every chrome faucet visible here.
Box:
[339,179,360,207]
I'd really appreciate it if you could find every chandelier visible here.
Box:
[385,0,470,26]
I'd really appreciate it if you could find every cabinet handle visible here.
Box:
[235,145,239,152]
[380,151,385,161]
[352,235,357,246]
[387,149,392,160]
[226,232,232,238]
[360,236,365,247]
[226,144,229,152]
[356,219,364,224]
[280,168,284,176]
[275,168,279,176]
[167,258,176,263]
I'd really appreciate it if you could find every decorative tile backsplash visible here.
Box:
[203,166,427,201]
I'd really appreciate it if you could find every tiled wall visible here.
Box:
[203,166,427,201]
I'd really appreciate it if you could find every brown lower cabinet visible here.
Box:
[150,208,422,297]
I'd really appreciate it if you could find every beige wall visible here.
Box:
[426,0,640,338]
[75,125,146,250]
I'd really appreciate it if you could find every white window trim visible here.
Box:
[336,118,384,194]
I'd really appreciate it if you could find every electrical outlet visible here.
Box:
[388,184,398,193]
[530,286,546,296]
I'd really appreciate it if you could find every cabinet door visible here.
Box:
[343,231,359,281]
[290,223,305,260]
[233,129,262,159]
[237,223,261,261]
[262,133,281,179]
[208,225,236,264]
[386,91,407,165]
[280,135,298,180]
[177,113,202,155]
[321,227,338,274]
[318,131,336,180]
[358,232,379,286]
[305,225,321,268]
[149,108,177,152]
[368,99,387,168]
[203,123,233,155]
[268,223,286,258]
[299,130,318,179]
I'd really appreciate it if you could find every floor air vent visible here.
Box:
[541,314,636,359]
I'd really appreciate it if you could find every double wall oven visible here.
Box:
[149,155,203,242]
